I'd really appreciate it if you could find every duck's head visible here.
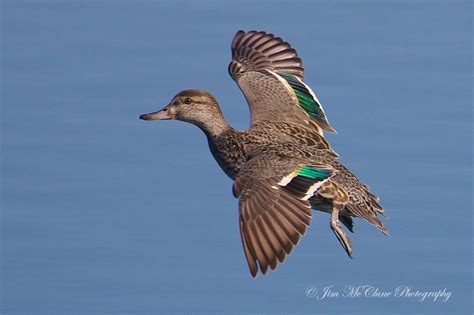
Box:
[140,89,229,137]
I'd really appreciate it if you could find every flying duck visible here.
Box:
[140,30,387,278]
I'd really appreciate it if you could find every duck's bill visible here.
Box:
[139,107,175,121]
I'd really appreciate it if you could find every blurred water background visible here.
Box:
[1,0,472,314]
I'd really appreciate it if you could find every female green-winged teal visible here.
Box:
[140,30,387,278]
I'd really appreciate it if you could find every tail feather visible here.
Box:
[346,203,387,235]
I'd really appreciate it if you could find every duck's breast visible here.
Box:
[207,131,249,180]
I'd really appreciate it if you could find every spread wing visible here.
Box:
[228,30,335,135]
[232,152,336,277]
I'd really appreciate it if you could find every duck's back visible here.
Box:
[249,121,336,152]
[209,121,336,179]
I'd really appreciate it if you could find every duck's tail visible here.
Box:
[332,162,388,235]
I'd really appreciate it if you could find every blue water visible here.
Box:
[1,1,472,314]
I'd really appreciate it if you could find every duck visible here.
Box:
[140,30,387,278]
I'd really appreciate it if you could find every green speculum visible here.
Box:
[297,166,331,179]
[278,73,327,123]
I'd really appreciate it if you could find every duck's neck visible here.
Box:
[195,109,232,139]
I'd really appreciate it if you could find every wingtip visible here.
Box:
[229,30,304,80]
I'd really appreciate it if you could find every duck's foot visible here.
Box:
[330,204,353,258]
[317,181,353,258]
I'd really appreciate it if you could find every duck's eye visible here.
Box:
[184,98,192,104]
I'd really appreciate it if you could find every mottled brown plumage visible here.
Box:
[140,30,387,278]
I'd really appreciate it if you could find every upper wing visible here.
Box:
[232,152,336,277]
[228,30,335,135]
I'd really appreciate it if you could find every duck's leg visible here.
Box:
[330,201,353,258]
[317,181,352,258]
